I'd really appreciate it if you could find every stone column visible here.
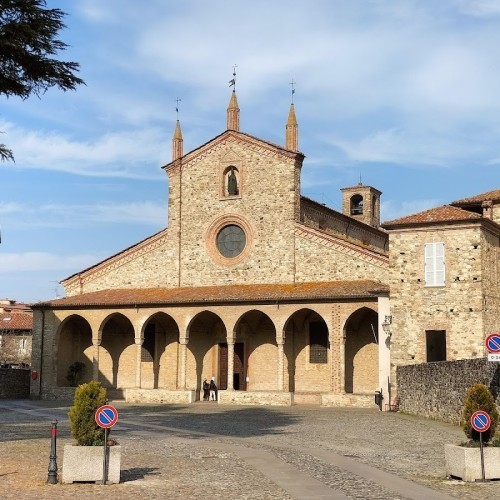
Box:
[277,339,285,391]
[377,296,391,406]
[227,341,235,390]
[135,338,143,388]
[92,341,100,381]
[179,338,188,389]
[329,304,343,393]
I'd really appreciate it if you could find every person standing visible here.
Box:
[209,377,217,401]
[202,379,210,401]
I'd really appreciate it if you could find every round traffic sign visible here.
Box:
[95,404,118,429]
[486,334,500,354]
[470,410,491,433]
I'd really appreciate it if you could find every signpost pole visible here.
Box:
[470,410,491,482]
[102,427,108,485]
[94,404,118,486]
[479,431,485,482]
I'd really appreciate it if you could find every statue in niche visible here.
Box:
[227,167,238,195]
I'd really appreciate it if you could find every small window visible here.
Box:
[426,330,446,362]
[309,322,328,364]
[351,195,364,215]
[141,323,155,362]
[425,242,445,286]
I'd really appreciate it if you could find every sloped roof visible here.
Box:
[163,129,304,171]
[0,312,33,331]
[382,205,483,228]
[33,281,388,309]
[451,189,500,206]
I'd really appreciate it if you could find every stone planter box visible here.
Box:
[445,443,500,482]
[62,444,121,484]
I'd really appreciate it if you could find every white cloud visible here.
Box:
[0,252,98,273]
[0,201,167,228]
[0,121,166,178]
[454,0,500,17]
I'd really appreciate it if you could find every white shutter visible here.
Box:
[425,242,445,286]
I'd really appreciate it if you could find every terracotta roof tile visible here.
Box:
[382,205,482,228]
[0,312,33,331]
[34,281,388,309]
[451,189,500,205]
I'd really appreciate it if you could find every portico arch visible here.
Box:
[98,313,135,390]
[56,314,93,387]
[234,309,276,391]
[344,307,378,394]
[141,312,180,389]
[284,308,330,393]
[186,310,226,393]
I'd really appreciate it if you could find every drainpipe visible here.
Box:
[38,308,45,400]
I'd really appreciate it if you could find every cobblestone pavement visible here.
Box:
[0,400,498,499]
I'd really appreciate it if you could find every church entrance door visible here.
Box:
[218,342,245,390]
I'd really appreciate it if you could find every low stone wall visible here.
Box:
[219,391,292,406]
[0,368,30,398]
[321,393,377,409]
[397,358,500,424]
[126,388,196,404]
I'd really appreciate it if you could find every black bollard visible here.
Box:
[47,418,58,484]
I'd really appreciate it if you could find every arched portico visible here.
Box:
[56,314,93,387]
[186,310,226,394]
[284,308,330,394]
[344,307,379,394]
[235,309,276,391]
[141,312,180,389]
[98,313,135,390]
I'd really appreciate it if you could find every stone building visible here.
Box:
[29,89,500,407]
[0,299,32,367]
[382,192,500,388]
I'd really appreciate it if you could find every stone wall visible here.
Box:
[300,197,387,252]
[388,224,489,390]
[397,358,500,424]
[0,368,30,398]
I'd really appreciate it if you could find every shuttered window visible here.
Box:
[309,322,328,364]
[424,242,445,286]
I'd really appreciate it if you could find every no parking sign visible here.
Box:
[95,404,118,429]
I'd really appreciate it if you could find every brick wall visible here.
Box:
[0,368,30,398]
[397,358,500,424]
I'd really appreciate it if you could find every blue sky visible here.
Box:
[1,0,500,303]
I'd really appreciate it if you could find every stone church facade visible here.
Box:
[29,90,500,408]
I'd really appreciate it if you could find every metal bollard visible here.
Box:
[47,418,58,484]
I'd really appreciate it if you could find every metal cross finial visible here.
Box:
[229,64,237,90]
[289,79,296,103]
[175,97,181,119]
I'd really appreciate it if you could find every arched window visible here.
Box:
[351,194,364,215]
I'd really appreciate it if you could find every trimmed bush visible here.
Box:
[462,383,498,444]
[66,361,85,387]
[68,381,107,446]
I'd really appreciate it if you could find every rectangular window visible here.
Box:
[425,242,445,286]
[426,330,446,362]
[309,322,328,364]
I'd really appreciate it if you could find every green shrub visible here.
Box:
[66,361,85,387]
[68,381,107,446]
[462,383,498,444]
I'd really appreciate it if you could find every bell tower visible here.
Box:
[341,183,382,228]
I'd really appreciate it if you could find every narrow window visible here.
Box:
[351,195,364,215]
[426,330,446,362]
[425,242,445,286]
[141,323,155,362]
[309,322,328,364]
